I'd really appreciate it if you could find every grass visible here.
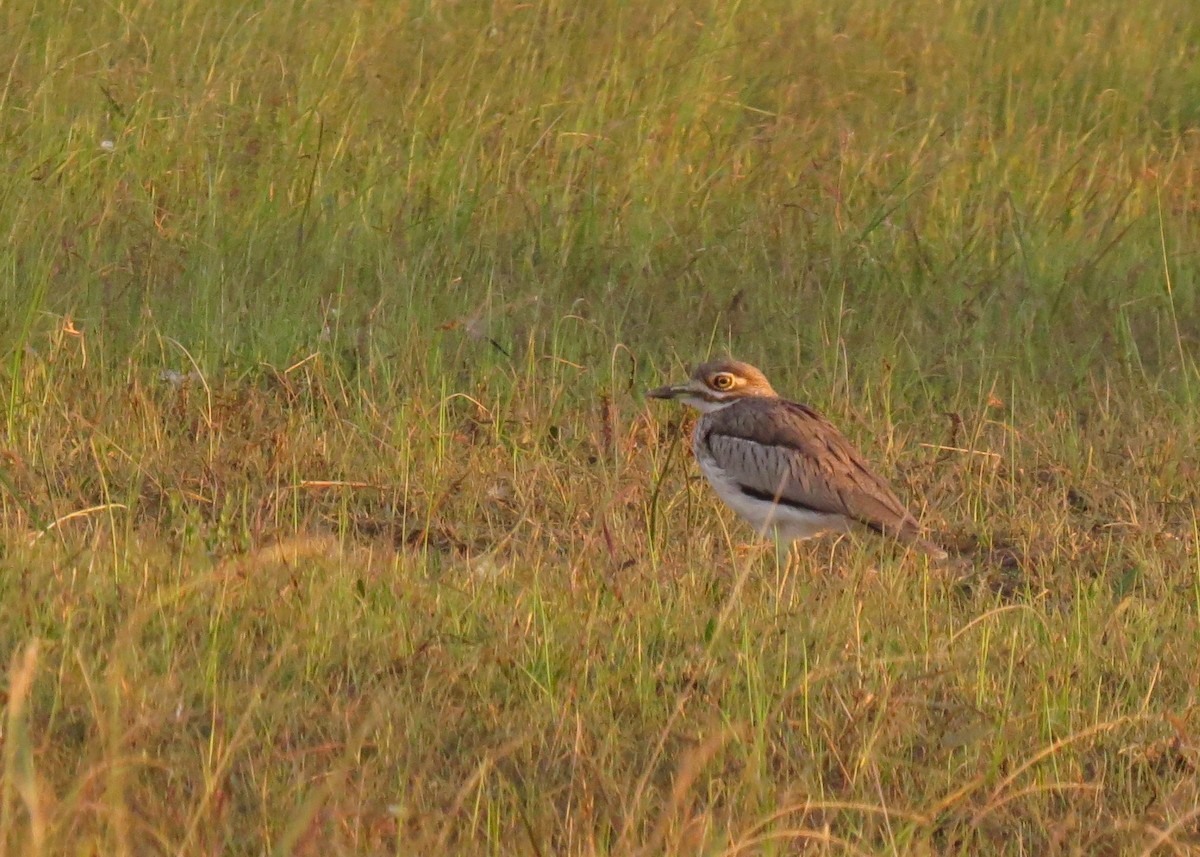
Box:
[2,0,1200,853]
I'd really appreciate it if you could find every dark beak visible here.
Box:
[646,383,684,400]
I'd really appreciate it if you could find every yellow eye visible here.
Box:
[711,372,735,391]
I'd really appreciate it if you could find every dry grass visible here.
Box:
[3,0,1200,853]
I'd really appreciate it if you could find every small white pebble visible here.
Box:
[159,369,201,387]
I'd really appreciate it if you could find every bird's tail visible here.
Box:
[910,535,950,563]
[892,517,950,562]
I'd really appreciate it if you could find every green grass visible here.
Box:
[3,0,1200,853]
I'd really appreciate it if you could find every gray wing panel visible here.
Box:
[702,400,919,537]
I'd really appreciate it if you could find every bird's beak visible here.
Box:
[646,381,688,400]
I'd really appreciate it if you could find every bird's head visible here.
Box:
[647,359,778,413]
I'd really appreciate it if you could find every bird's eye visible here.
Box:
[711,373,735,391]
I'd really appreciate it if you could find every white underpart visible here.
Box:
[690,419,852,543]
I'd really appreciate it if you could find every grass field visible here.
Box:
[3,0,1200,853]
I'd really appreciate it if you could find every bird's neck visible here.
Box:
[683,396,740,414]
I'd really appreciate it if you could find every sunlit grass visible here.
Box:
[2,0,1200,853]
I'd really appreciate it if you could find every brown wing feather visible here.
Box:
[700,398,924,542]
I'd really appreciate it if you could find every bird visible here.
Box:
[647,358,947,560]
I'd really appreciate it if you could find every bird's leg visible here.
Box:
[769,533,796,597]
[773,535,789,573]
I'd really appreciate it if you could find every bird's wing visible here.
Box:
[699,399,923,540]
